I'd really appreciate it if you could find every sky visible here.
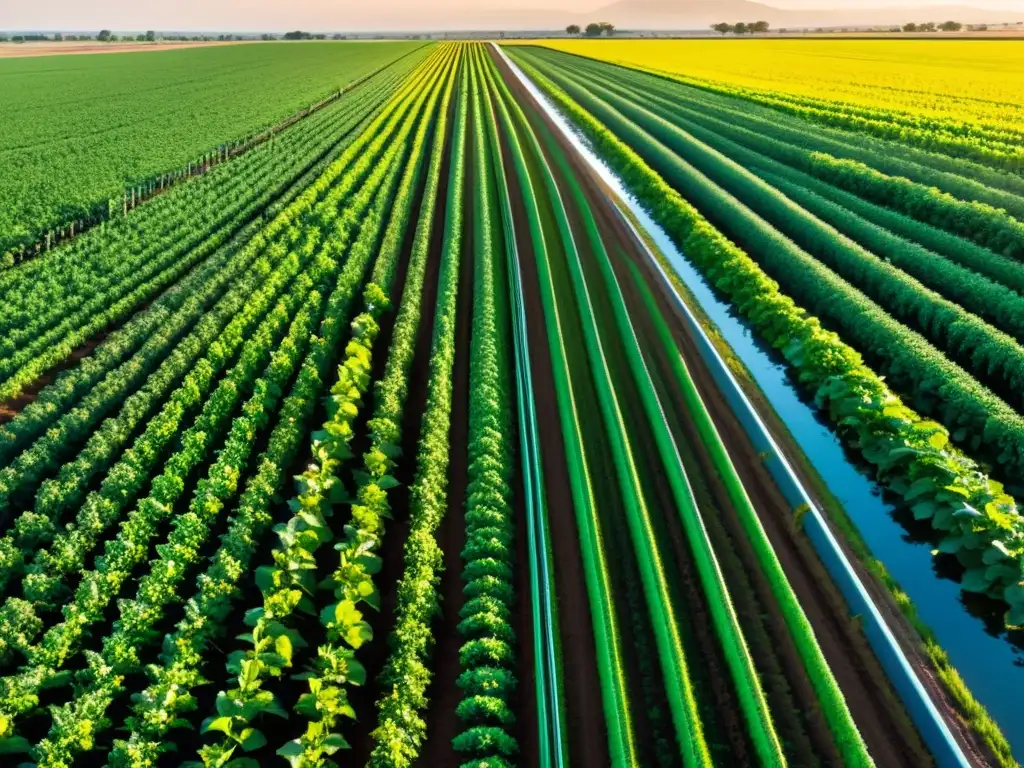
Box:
[4,0,1024,32]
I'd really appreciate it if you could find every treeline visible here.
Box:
[711,21,771,35]
[0,31,230,43]
[705,19,974,35]
[0,31,350,43]
[565,22,616,37]
[903,21,965,31]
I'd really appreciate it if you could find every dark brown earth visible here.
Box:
[0,329,109,425]
[488,43,987,768]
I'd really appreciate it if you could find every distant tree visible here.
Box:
[752,20,770,33]
[711,22,732,35]
[902,22,917,32]
[733,22,748,34]
[566,24,581,35]
[939,20,962,31]
[599,21,615,35]
[52,32,63,41]
[146,30,156,41]
[12,35,24,43]
[919,21,936,31]
[261,33,276,40]
[314,33,326,39]
[98,28,112,41]
[585,22,603,36]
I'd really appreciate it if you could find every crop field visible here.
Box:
[0,35,1023,768]
[0,41,425,256]
[515,39,1024,129]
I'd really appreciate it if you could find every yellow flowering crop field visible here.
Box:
[515,39,1024,131]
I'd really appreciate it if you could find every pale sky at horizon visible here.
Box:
[4,0,1024,33]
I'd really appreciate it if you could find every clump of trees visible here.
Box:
[711,21,770,35]
[282,30,327,40]
[565,22,615,36]
[902,21,964,32]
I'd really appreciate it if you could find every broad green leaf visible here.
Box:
[238,727,267,752]
[201,716,233,736]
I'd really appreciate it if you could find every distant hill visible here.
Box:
[364,0,1023,32]
[588,0,1023,29]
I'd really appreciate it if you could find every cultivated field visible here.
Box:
[0,40,246,58]
[518,39,1024,127]
[0,36,1022,768]
[0,41,425,255]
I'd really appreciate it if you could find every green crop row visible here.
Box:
[507,49,1024,634]
[535,59,1024,437]
[482,50,639,768]
[529,47,1024,221]
[194,60,445,768]
[367,49,469,768]
[451,47,520,768]
[0,58,413,405]
[102,50,456,768]
[0,47,452,764]
[616,61,1024,173]
[540,56,1024,338]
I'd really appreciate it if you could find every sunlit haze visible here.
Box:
[4,0,1024,32]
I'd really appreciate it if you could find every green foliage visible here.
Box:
[0,50,453,768]
[451,726,518,758]
[510,48,1024,634]
[288,50,460,768]
[0,42,428,254]
[367,47,469,768]
[805,153,1024,260]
